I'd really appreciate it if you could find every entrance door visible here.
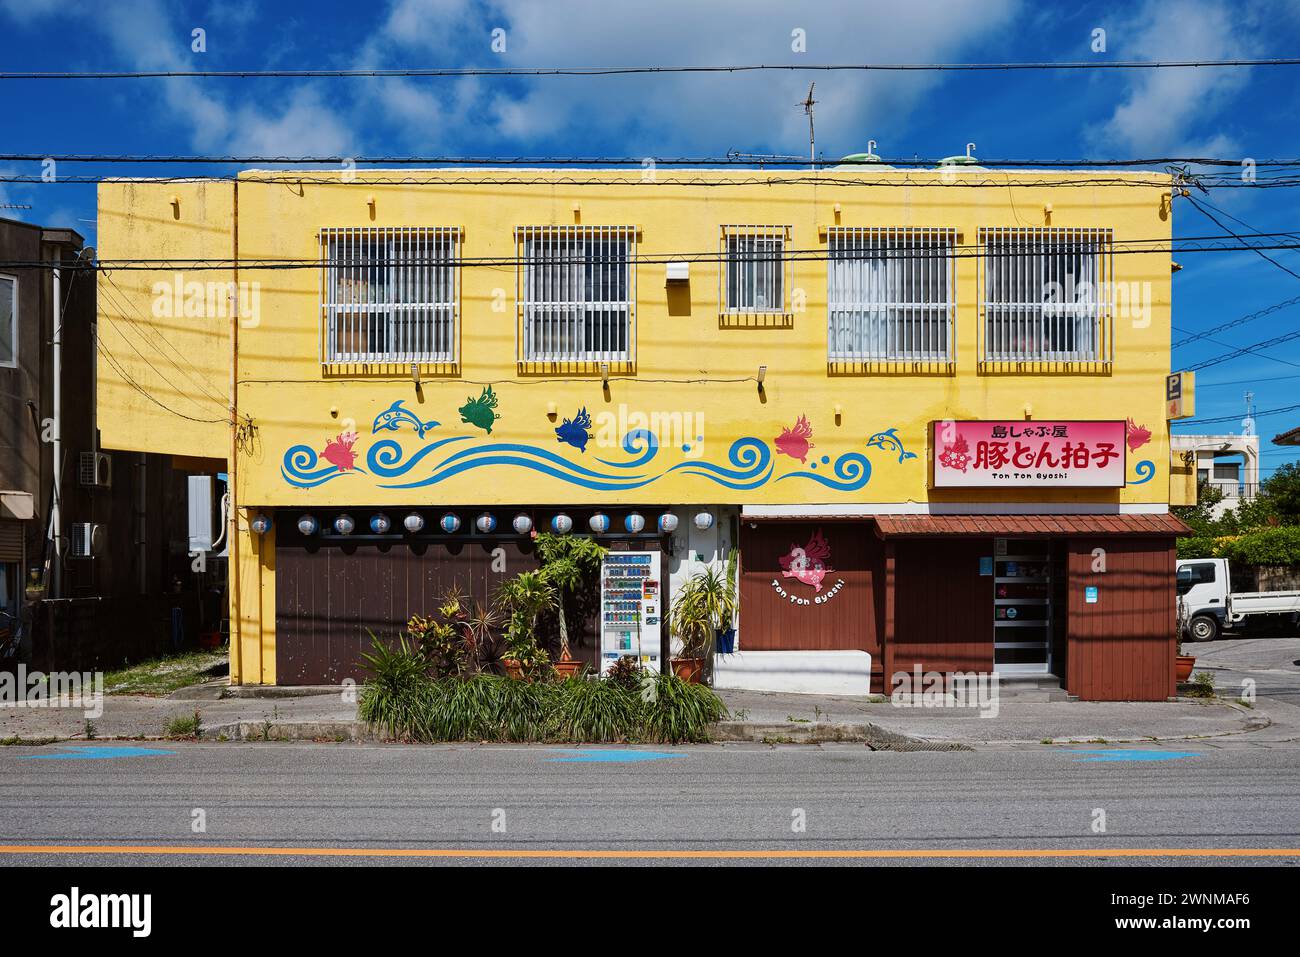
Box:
[993,538,1053,675]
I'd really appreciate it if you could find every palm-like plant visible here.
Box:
[535,533,606,661]
[670,565,738,659]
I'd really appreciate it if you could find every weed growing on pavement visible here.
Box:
[164,709,203,739]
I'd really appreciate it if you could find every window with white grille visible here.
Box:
[517,226,634,363]
[320,227,459,364]
[827,228,955,362]
[722,227,787,314]
[980,227,1112,364]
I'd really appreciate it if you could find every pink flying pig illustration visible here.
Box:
[779,528,833,593]
[774,415,815,464]
[321,431,359,471]
[1126,418,1151,452]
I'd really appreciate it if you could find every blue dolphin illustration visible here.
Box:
[372,399,439,440]
[866,427,917,464]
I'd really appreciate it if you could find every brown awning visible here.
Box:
[872,513,1192,538]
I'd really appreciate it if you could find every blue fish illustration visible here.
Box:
[866,427,917,464]
[372,399,439,440]
[555,407,594,453]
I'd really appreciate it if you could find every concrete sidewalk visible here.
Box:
[0,680,1275,748]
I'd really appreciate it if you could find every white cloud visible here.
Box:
[1089,0,1259,155]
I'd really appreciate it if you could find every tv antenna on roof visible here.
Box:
[801,83,817,169]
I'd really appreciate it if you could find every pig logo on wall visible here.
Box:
[778,528,833,593]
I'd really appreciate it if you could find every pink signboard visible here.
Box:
[931,421,1127,488]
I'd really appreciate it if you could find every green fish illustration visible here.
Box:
[459,385,502,434]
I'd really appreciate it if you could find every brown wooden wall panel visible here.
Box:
[739,521,882,674]
[891,537,996,679]
[1065,536,1175,701]
[275,541,538,685]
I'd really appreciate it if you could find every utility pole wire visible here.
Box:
[2,58,1298,80]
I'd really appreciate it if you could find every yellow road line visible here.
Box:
[0,845,1297,860]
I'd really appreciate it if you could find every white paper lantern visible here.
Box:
[624,512,646,533]
[370,513,391,534]
[476,512,497,534]
[551,513,573,534]
[589,512,610,533]
[512,513,533,535]
[658,512,679,533]
[297,514,318,536]
[403,512,425,533]
[250,513,272,535]
[692,510,715,530]
[440,513,461,533]
[333,514,355,535]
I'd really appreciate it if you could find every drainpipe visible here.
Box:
[50,265,61,599]
[227,181,243,682]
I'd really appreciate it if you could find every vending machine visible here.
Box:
[599,551,662,675]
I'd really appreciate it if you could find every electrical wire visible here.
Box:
[1184,194,1300,281]
[2,57,1297,80]
[1173,293,1300,347]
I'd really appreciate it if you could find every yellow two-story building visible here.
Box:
[96,162,1192,700]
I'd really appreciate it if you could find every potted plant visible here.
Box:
[535,533,605,677]
[669,565,737,684]
[1175,638,1197,683]
[496,571,556,680]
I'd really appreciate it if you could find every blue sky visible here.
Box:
[2,0,1299,475]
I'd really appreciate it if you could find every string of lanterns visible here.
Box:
[258,509,714,538]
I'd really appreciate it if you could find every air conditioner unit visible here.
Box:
[78,451,112,489]
[69,522,103,558]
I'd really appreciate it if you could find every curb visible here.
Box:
[710,720,972,750]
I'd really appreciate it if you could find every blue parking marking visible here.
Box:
[546,749,686,763]
[1069,749,1199,763]
[21,746,177,760]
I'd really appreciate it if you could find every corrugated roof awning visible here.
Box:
[871,513,1192,538]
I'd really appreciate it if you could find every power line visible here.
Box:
[2,57,1297,81]
[4,153,1299,168]
[1189,325,1300,372]
[1185,194,1300,281]
[1184,402,1300,425]
[1,234,1295,273]
[1173,293,1300,348]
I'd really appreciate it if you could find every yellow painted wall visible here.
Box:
[98,168,1176,509]
[97,169,1178,684]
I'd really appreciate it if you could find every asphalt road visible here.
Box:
[1,741,1297,866]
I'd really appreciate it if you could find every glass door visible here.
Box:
[993,538,1053,675]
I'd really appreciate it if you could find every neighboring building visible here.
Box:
[1170,433,1260,518]
[96,165,1189,700]
[0,215,221,670]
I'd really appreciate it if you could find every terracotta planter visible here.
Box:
[1175,655,1196,682]
[671,657,705,684]
[553,657,584,679]
[502,659,524,680]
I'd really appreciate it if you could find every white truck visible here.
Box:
[1176,557,1300,641]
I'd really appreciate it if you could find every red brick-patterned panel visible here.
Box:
[1066,537,1176,701]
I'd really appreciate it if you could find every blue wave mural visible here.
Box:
[281,446,367,488]
[777,452,873,491]
[282,425,878,493]
[1130,459,1156,485]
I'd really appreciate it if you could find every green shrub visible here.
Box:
[358,660,728,744]
[1176,534,1220,559]
[1218,526,1300,566]
[164,709,202,739]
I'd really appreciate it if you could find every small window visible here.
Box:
[722,226,788,315]
[0,274,16,367]
[979,227,1113,369]
[320,227,460,365]
[516,226,635,364]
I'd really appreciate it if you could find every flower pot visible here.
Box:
[553,657,584,679]
[715,627,736,655]
[502,658,525,680]
[1175,655,1196,682]
[671,657,705,683]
